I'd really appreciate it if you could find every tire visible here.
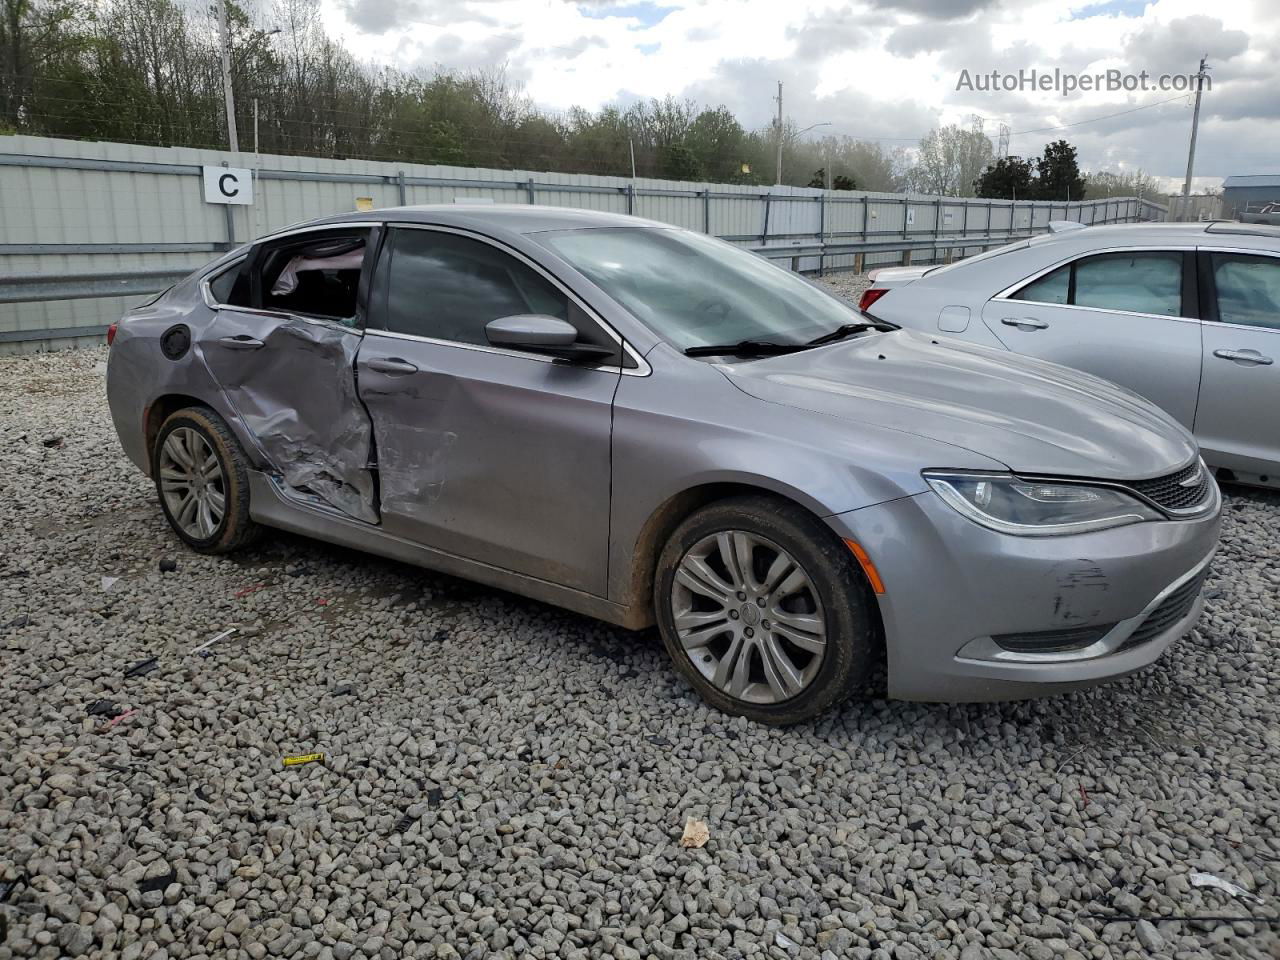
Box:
[654,495,878,725]
[152,406,260,554]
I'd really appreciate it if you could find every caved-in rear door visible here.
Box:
[198,228,380,523]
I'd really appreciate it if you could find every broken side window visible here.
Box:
[258,234,368,326]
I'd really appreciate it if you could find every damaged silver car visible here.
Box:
[107,206,1222,724]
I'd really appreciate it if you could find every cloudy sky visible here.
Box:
[320,0,1275,190]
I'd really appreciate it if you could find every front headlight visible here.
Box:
[923,471,1161,536]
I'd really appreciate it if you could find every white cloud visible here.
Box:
[318,0,1273,182]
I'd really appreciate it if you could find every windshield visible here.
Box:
[538,227,861,350]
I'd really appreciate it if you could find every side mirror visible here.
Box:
[485,315,616,363]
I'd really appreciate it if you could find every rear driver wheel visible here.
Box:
[655,495,878,724]
[152,406,259,554]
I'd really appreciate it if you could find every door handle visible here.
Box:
[365,357,419,375]
[1213,348,1273,366]
[1001,317,1049,330]
[218,334,264,350]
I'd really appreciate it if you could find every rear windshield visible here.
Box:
[923,238,1031,278]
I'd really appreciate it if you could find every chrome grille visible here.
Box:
[1128,461,1212,513]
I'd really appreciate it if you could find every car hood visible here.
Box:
[722,330,1197,480]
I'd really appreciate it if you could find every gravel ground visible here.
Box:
[817,272,872,306]
[2,346,1279,960]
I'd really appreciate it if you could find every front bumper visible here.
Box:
[827,484,1222,702]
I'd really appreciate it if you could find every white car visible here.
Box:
[860,221,1280,489]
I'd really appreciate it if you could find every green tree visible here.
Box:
[1084,168,1159,200]
[656,142,700,181]
[1035,139,1087,201]
[974,156,1036,199]
[1,0,86,128]
[906,125,992,197]
[685,106,746,181]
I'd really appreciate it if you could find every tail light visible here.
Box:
[106,322,118,346]
[858,288,889,313]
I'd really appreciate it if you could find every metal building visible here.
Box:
[1221,175,1280,223]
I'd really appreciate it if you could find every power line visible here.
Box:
[1005,93,1190,136]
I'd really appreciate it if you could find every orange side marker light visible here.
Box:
[843,539,886,595]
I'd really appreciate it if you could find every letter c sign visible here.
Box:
[203,165,254,205]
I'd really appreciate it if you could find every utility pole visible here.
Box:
[774,81,783,186]
[1181,56,1209,198]
[219,0,239,152]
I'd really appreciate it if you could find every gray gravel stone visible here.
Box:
[0,345,1277,960]
[1135,919,1165,952]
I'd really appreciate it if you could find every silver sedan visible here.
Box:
[862,220,1280,490]
[107,206,1221,723]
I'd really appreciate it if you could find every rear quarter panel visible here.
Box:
[106,276,264,477]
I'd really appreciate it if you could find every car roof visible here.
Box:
[304,203,669,236]
[1025,220,1280,248]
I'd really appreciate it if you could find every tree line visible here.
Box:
[1,0,1159,199]
[907,123,1163,202]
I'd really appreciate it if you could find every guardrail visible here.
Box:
[0,268,192,305]
[749,231,1036,272]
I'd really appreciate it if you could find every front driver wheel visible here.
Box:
[655,495,878,724]
[152,406,260,554]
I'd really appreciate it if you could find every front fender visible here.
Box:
[606,353,1005,611]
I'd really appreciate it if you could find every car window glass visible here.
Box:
[208,259,249,306]
[1013,264,1069,304]
[383,230,569,346]
[539,227,859,350]
[1213,255,1280,330]
[1073,252,1181,316]
[258,234,368,325]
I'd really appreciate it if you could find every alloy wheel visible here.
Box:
[670,531,827,704]
[158,427,226,540]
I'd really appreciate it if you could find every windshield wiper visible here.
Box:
[684,339,811,358]
[804,320,898,347]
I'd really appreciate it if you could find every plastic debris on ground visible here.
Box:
[158,558,177,573]
[103,708,139,730]
[680,817,710,849]
[282,753,324,767]
[124,657,157,678]
[1190,871,1265,904]
[0,873,25,903]
[100,576,120,592]
[774,930,799,949]
[392,812,418,834]
[137,868,177,894]
[86,699,122,718]
[191,627,236,656]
